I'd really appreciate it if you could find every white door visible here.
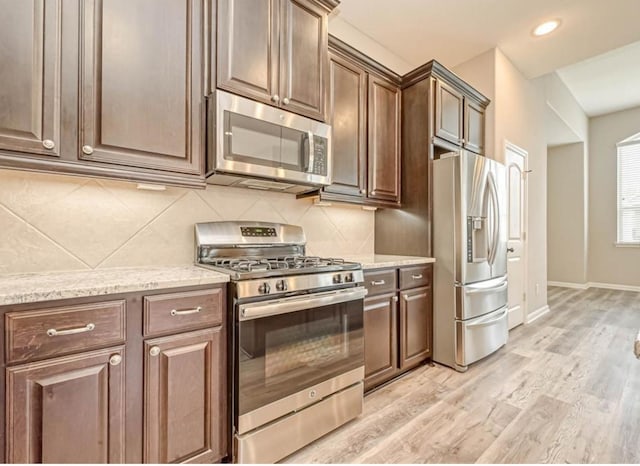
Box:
[505,142,527,329]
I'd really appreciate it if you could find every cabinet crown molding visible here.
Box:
[328,34,402,85]
[314,0,340,12]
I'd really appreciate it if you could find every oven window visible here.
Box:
[237,299,364,417]
[224,111,304,170]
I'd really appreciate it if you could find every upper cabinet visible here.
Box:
[0,0,62,158]
[308,36,402,207]
[217,0,335,121]
[429,62,488,155]
[80,0,205,175]
[0,0,210,188]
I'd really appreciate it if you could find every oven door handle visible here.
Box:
[239,287,368,321]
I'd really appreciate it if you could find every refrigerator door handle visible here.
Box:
[487,173,500,265]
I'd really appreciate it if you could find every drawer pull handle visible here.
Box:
[170,306,202,316]
[411,274,423,280]
[46,323,95,337]
[371,280,386,286]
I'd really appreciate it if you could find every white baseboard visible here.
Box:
[526,305,550,324]
[588,282,640,292]
[547,281,589,289]
[547,281,640,292]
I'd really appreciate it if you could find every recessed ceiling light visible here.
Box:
[532,19,561,37]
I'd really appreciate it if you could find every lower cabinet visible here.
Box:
[6,347,125,464]
[2,284,228,464]
[144,327,225,464]
[363,264,433,391]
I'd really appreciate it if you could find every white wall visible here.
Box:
[547,143,587,284]
[588,105,640,287]
[0,169,375,274]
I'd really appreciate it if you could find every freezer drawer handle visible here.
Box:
[467,308,508,328]
[465,281,508,295]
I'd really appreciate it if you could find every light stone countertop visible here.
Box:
[0,266,230,307]
[343,254,436,270]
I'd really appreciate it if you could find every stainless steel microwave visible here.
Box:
[206,90,332,193]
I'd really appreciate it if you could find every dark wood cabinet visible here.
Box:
[363,293,398,390]
[79,0,204,175]
[434,79,464,146]
[0,0,62,158]
[367,75,401,203]
[305,36,402,207]
[217,0,333,121]
[399,286,432,370]
[464,98,486,154]
[324,51,367,198]
[6,347,125,463]
[144,327,226,464]
[363,264,433,391]
[217,0,279,106]
[1,284,228,464]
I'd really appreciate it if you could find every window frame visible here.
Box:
[616,133,640,246]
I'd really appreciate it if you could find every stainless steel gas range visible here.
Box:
[195,221,366,464]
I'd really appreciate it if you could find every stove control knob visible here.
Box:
[333,274,343,284]
[258,282,271,294]
[344,273,353,283]
[276,280,287,292]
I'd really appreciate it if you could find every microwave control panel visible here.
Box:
[312,136,328,176]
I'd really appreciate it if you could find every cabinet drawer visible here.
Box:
[6,301,126,364]
[363,269,397,296]
[143,288,223,337]
[399,265,432,290]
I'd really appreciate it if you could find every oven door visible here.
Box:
[235,287,366,434]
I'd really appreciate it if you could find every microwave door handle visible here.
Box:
[304,131,315,173]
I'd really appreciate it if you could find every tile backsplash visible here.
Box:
[0,169,374,274]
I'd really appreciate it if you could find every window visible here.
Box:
[617,133,640,244]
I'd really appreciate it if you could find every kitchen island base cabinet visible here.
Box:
[6,347,125,464]
[363,264,433,391]
[144,328,225,464]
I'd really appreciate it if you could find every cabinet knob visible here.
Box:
[282,97,290,105]
[82,145,94,155]
[42,139,55,150]
[360,189,366,194]
[271,94,280,103]
[392,296,399,302]
[149,346,161,357]
[109,354,122,366]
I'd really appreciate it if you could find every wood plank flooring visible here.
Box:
[283,287,640,464]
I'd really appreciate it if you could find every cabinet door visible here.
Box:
[217,0,279,106]
[79,0,204,174]
[324,52,367,197]
[399,286,432,370]
[364,293,398,390]
[0,0,61,157]
[144,327,226,464]
[464,98,486,155]
[434,79,463,146]
[279,0,328,120]
[6,347,125,463]
[367,76,401,203]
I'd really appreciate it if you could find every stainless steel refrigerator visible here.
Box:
[433,150,508,372]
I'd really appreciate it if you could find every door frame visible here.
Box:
[504,140,529,324]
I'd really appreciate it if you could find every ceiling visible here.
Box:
[332,0,640,116]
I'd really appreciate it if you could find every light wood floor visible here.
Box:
[284,287,640,464]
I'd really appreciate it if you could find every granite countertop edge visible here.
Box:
[0,266,230,307]
[344,254,436,270]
